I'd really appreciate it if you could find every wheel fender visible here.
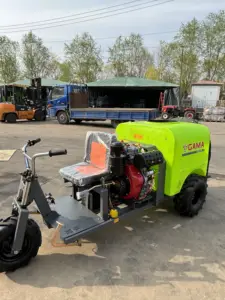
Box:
[56,109,67,116]
[176,169,206,195]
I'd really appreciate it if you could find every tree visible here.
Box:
[97,64,114,80]
[157,10,225,94]
[145,65,160,80]
[58,61,72,82]
[21,31,58,78]
[154,41,178,83]
[108,33,154,77]
[175,18,201,93]
[156,19,201,94]
[64,32,103,83]
[0,36,20,83]
[199,10,225,80]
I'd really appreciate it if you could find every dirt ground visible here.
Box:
[0,120,225,300]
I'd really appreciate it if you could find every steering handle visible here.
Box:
[49,149,67,157]
[28,138,41,146]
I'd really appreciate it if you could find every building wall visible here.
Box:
[191,85,221,108]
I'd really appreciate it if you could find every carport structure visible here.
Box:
[87,77,179,109]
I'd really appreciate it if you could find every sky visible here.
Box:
[0,0,223,62]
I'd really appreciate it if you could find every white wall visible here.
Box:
[191,85,221,108]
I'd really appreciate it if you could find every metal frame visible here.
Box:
[11,139,167,253]
[12,141,54,253]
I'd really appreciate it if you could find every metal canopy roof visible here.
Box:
[192,80,223,86]
[8,78,69,87]
[87,77,178,88]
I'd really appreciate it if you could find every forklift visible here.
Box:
[0,78,47,123]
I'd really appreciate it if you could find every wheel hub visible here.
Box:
[0,234,30,261]
[1,238,14,258]
[60,114,65,121]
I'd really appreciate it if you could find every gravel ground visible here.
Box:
[0,120,225,300]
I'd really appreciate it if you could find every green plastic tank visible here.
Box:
[116,120,211,196]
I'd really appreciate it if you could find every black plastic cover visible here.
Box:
[133,150,163,169]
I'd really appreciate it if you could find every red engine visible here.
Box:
[123,165,144,200]
[110,142,162,202]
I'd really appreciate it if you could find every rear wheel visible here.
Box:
[0,218,42,272]
[5,113,17,123]
[111,120,121,128]
[174,175,207,217]
[184,111,195,119]
[74,119,82,125]
[57,111,69,124]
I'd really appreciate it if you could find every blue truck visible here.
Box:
[47,84,159,127]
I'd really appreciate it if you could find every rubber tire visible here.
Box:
[184,111,195,119]
[34,110,45,121]
[161,112,170,120]
[57,111,69,124]
[5,113,17,123]
[111,120,120,128]
[174,175,207,217]
[0,218,42,273]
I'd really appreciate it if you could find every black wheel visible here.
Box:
[74,119,82,124]
[184,111,195,119]
[0,218,42,273]
[34,110,45,121]
[57,111,69,124]
[111,120,120,128]
[161,112,170,120]
[174,175,207,217]
[5,113,17,123]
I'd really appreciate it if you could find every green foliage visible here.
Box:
[157,10,225,94]
[199,10,225,80]
[58,61,72,82]
[64,32,103,83]
[0,36,20,83]
[108,33,153,77]
[21,31,58,78]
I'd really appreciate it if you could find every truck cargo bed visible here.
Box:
[70,107,158,111]
[69,107,159,121]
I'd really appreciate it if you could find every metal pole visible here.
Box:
[30,31,33,79]
[179,46,184,104]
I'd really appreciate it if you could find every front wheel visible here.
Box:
[0,218,42,272]
[5,113,17,123]
[34,110,46,121]
[161,112,170,120]
[57,111,69,124]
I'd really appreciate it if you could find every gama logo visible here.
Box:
[182,141,205,156]
[183,141,204,152]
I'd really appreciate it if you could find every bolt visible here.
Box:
[14,251,19,255]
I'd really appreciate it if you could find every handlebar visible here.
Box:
[22,138,67,174]
[49,149,67,157]
[28,138,41,147]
